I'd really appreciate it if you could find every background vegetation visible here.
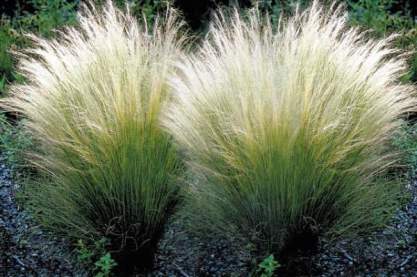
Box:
[1,0,417,97]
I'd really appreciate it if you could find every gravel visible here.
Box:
[308,178,417,276]
[0,157,86,277]
[3,150,417,276]
[153,219,254,276]
[154,178,417,276]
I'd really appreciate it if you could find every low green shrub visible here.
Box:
[0,19,16,83]
[348,0,417,82]
[1,0,185,265]
[15,0,78,37]
[164,1,417,253]
[0,0,78,97]
[348,0,414,36]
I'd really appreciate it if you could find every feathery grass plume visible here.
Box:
[163,1,417,252]
[1,0,185,260]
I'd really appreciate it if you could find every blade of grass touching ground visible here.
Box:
[163,0,417,253]
[1,0,186,269]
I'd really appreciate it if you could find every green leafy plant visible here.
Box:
[0,18,21,96]
[1,0,185,266]
[164,1,416,253]
[0,0,78,96]
[76,239,95,265]
[257,255,280,277]
[95,253,117,277]
[348,0,415,35]
[347,0,417,82]
[14,0,78,37]
[76,238,117,277]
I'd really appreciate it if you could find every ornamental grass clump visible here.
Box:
[1,0,184,262]
[164,1,417,252]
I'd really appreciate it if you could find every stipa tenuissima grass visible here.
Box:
[1,0,185,262]
[163,1,417,252]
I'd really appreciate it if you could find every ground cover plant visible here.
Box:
[1,0,185,272]
[164,0,417,256]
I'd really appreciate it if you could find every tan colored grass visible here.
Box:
[1,0,185,252]
[164,1,417,250]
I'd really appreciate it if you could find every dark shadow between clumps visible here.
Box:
[109,202,178,276]
[276,228,320,276]
[111,235,161,276]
